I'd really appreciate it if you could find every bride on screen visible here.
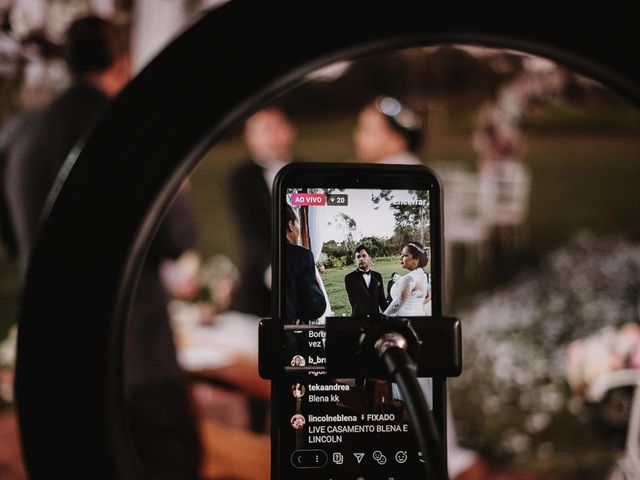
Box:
[383,241,433,410]
[384,241,431,317]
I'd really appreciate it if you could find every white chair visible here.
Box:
[441,168,493,281]
[481,161,532,250]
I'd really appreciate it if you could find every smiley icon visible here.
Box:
[395,451,408,464]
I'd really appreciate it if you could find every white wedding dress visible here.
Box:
[383,267,433,407]
[384,268,430,316]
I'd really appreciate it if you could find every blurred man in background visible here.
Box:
[227,107,297,434]
[228,107,296,318]
[0,16,201,480]
[0,15,130,271]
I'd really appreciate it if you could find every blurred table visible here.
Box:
[171,304,268,399]
[171,304,271,479]
[190,357,270,401]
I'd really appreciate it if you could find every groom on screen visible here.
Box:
[344,245,387,317]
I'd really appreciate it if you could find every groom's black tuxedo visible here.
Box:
[344,268,387,317]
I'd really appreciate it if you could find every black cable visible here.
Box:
[381,346,448,480]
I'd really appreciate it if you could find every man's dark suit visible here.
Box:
[285,241,326,324]
[345,269,387,317]
[228,161,272,316]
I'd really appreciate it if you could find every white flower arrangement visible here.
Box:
[452,231,640,460]
[0,324,17,369]
[0,324,17,403]
[567,323,640,397]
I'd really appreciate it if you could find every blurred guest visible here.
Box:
[0,16,130,271]
[228,108,298,433]
[353,95,424,165]
[228,107,297,317]
[386,271,401,305]
[0,16,201,480]
[0,117,25,260]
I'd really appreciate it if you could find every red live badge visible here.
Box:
[291,193,326,206]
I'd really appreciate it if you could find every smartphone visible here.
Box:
[272,163,445,479]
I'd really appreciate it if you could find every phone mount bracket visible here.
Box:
[259,315,462,380]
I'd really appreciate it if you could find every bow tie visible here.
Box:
[359,270,370,276]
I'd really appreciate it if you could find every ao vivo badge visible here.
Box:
[291,192,326,206]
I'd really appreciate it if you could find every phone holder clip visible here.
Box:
[259,315,461,380]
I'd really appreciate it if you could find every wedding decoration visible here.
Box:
[452,231,640,461]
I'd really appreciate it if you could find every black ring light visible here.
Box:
[14,3,640,478]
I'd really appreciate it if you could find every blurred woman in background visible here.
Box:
[353,95,423,165]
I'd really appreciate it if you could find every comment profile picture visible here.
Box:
[290,355,305,367]
[291,383,305,398]
[290,414,305,430]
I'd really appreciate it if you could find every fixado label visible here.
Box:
[291,193,326,206]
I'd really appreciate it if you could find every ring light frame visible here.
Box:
[14,3,640,478]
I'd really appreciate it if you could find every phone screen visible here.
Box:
[274,164,443,479]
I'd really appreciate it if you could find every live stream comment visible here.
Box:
[305,398,409,444]
[296,330,410,444]
[305,329,326,367]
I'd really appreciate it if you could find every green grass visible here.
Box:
[526,133,640,253]
[321,258,403,317]
[321,257,433,317]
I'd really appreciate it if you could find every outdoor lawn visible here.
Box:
[322,257,401,317]
[320,257,433,317]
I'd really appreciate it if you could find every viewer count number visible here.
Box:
[327,194,348,206]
